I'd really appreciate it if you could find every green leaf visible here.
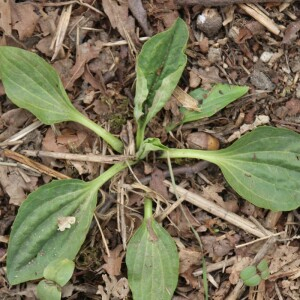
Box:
[136,138,169,159]
[7,162,128,285]
[134,18,188,147]
[257,259,269,280]
[168,84,248,130]
[6,180,98,285]
[240,266,261,287]
[126,199,179,300]
[37,280,61,300]
[163,127,300,211]
[0,46,123,153]
[43,258,75,287]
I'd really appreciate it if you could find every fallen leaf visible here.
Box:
[282,20,300,45]
[0,0,12,35]
[57,216,76,231]
[179,248,202,274]
[285,99,300,116]
[0,166,38,206]
[227,256,252,284]
[102,245,125,276]
[173,86,201,112]
[201,184,225,208]
[65,41,103,90]
[102,0,137,46]
[149,168,169,199]
[128,0,152,36]
[11,2,40,40]
[97,274,129,299]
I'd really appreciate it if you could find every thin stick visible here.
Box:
[93,213,110,257]
[239,3,281,35]
[164,180,273,238]
[22,150,133,164]
[3,149,70,180]
[176,0,293,6]
[4,120,42,142]
[236,232,284,248]
[193,256,236,276]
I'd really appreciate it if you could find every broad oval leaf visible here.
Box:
[0,46,79,124]
[134,18,188,146]
[215,127,300,211]
[165,127,300,211]
[126,217,179,300]
[7,179,98,285]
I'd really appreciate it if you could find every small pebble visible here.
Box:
[260,51,273,63]
[208,47,222,63]
[250,70,275,91]
[196,8,223,38]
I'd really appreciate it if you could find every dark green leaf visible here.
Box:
[126,217,179,300]
[7,180,98,285]
[134,18,188,146]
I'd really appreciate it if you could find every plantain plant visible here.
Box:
[0,18,299,299]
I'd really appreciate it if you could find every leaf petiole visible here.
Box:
[144,198,153,220]
[74,114,124,154]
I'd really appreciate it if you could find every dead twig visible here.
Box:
[176,0,293,6]
[3,149,70,180]
[21,150,133,164]
[164,180,274,238]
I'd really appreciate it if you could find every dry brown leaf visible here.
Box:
[65,41,103,90]
[102,245,125,276]
[173,86,201,112]
[11,2,40,40]
[0,166,38,206]
[0,0,12,35]
[128,0,152,36]
[282,20,300,45]
[201,183,225,208]
[269,245,300,274]
[285,99,300,116]
[179,248,202,274]
[102,0,137,47]
[97,274,129,299]
[149,168,169,199]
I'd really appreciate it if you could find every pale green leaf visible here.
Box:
[134,18,188,146]
[136,138,169,159]
[240,266,261,287]
[126,218,179,300]
[43,258,75,287]
[164,127,300,211]
[37,280,61,300]
[168,84,248,130]
[0,46,123,153]
[6,179,98,285]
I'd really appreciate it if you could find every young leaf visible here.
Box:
[126,199,179,300]
[43,258,75,287]
[134,18,188,147]
[163,127,300,211]
[6,180,98,285]
[136,137,169,159]
[240,266,261,287]
[0,46,123,153]
[167,84,248,130]
[37,280,61,300]
[7,162,128,285]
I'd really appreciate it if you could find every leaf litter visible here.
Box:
[0,1,299,299]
